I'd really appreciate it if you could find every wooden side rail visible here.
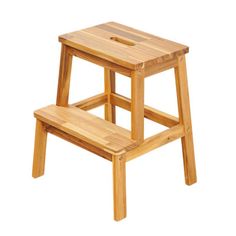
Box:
[67,47,177,78]
[67,47,132,77]
[125,124,185,161]
[71,93,107,110]
[46,125,112,161]
[110,93,179,127]
[144,58,177,77]
[70,93,179,127]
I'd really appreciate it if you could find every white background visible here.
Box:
[1,0,236,235]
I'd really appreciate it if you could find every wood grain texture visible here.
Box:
[71,93,107,110]
[113,154,126,221]
[32,22,195,221]
[34,105,136,155]
[144,58,177,77]
[104,68,116,123]
[32,120,48,178]
[175,55,197,185]
[59,22,189,70]
[56,44,73,106]
[131,70,144,143]
[68,47,131,77]
[110,93,179,127]
[126,124,184,161]
[46,125,112,161]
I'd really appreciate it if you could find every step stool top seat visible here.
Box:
[59,22,189,70]
[34,105,137,155]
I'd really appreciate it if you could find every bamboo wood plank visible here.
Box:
[71,93,107,110]
[34,105,136,154]
[59,22,189,70]
[56,45,73,106]
[112,154,126,221]
[175,55,197,185]
[126,124,185,161]
[104,68,116,123]
[131,70,144,143]
[68,47,131,77]
[110,93,179,127]
[32,120,48,178]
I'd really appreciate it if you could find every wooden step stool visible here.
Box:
[32,22,197,221]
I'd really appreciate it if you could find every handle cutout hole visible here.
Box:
[110,37,135,46]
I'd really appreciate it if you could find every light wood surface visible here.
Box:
[68,46,131,77]
[56,45,73,106]
[46,125,112,161]
[34,105,136,155]
[104,68,116,123]
[113,154,126,221]
[33,22,196,221]
[32,120,48,178]
[144,58,177,77]
[59,22,188,70]
[131,70,144,143]
[175,55,197,185]
[71,93,107,110]
[126,124,184,161]
[110,93,179,127]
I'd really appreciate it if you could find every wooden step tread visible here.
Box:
[34,105,137,154]
[59,22,188,70]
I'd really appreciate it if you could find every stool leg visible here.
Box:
[131,70,144,144]
[104,68,116,123]
[175,55,197,185]
[112,154,126,221]
[56,44,73,107]
[32,120,48,178]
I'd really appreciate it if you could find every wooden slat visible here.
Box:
[110,93,179,127]
[175,55,197,185]
[104,69,116,123]
[46,125,112,161]
[59,22,189,70]
[34,105,136,154]
[60,30,141,69]
[71,93,107,110]
[107,22,152,39]
[125,124,185,161]
[83,26,165,67]
[67,47,131,77]
[98,24,147,42]
[144,104,179,127]
[144,58,177,77]
[131,70,144,143]
[107,22,189,55]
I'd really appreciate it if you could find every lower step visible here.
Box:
[34,105,137,155]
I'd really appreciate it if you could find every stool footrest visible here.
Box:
[34,105,137,156]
